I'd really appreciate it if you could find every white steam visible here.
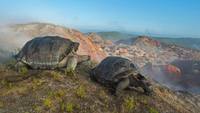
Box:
[0,26,29,62]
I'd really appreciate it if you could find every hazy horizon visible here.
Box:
[0,0,200,38]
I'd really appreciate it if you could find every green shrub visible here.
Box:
[0,79,6,86]
[148,107,159,113]
[33,104,41,112]
[18,67,28,75]
[31,79,44,91]
[65,69,75,77]
[7,82,13,89]
[43,97,53,108]
[66,103,74,112]
[1,79,13,89]
[123,96,135,111]
[60,102,75,112]
[55,89,65,98]
[49,71,62,81]
[75,85,86,98]
[60,102,65,111]
[0,101,4,108]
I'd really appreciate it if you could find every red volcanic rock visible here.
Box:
[164,64,181,76]
[12,23,107,62]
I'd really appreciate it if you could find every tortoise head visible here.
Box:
[141,79,153,95]
[129,73,153,95]
[73,42,80,52]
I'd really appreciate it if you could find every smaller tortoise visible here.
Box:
[90,56,152,96]
[15,36,90,73]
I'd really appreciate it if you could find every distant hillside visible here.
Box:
[96,31,138,41]
[117,37,200,51]
[154,37,200,50]
[97,31,200,50]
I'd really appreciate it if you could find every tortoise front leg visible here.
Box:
[65,55,78,77]
[115,78,130,97]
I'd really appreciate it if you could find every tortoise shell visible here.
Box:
[16,36,79,69]
[91,56,137,82]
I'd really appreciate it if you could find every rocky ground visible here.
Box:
[0,60,200,113]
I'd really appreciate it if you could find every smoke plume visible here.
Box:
[140,60,200,94]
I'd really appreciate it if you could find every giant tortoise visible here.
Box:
[15,36,90,73]
[90,56,152,96]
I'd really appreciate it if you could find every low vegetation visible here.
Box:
[18,66,28,75]
[43,97,53,108]
[123,96,136,112]
[148,107,159,113]
[65,102,75,112]
[75,85,86,98]
[65,69,76,78]
[0,62,198,113]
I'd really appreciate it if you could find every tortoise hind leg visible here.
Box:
[15,61,27,72]
[115,78,130,96]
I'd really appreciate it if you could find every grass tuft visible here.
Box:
[43,97,53,108]
[149,107,159,113]
[65,69,76,78]
[75,85,86,98]
[18,67,28,75]
[0,101,4,108]
[66,103,74,112]
[49,71,62,81]
[123,96,135,111]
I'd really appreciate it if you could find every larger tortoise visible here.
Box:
[15,36,90,72]
[90,56,152,96]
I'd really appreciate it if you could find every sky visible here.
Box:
[0,0,200,37]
